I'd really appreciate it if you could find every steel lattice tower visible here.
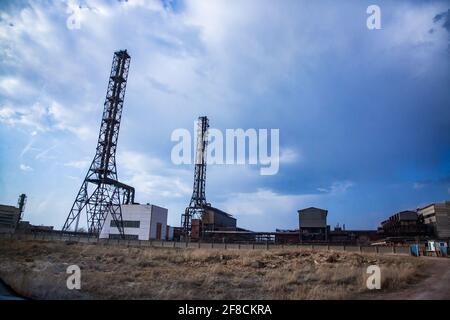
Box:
[62,50,134,237]
[182,116,210,237]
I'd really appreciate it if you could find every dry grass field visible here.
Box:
[0,239,426,300]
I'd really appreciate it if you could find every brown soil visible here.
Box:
[362,257,450,300]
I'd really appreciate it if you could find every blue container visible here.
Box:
[410,244,419,257]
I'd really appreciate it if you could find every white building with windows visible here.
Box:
[100,204,168,241]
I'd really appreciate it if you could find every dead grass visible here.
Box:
[0,239,426,300]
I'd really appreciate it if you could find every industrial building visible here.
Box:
[202,206,237,231]
[0,194,27,233]
[379,210,430,238]
[274,209,379,244]
[190,206,237,239]
[0,205,21,233]
[100,204,168,241]
[374,202,450,242]
[0,194,54,235]
[298,207,329,241]
[328,228,378,244]
[417,201,450,239]
[199,206,381,244]
[274,229,300,244]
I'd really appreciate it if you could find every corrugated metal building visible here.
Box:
[188,206,238,240]
[417,201,450,239]
[202,206,237,231]
[100,204,168,240]
[379,210,429,237]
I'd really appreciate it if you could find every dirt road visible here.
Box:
[371,257,450,300]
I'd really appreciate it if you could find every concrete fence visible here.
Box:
[0,232,412,255]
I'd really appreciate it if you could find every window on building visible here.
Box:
[110,220,140,228]
[109,234,139,240]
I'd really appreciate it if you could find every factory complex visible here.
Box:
[1,50,449,248]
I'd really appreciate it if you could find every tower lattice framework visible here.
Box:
[62,50,134,237]
[182,116,210,237]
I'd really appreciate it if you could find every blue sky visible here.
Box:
[0,0,449,231]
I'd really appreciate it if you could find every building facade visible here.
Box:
[202,206,237,231]
[417,202,450,239]
[100,204,168,240]
[189,206,237,240]
[0,205,20,233]
[298,207,329,241]
[379,210,429,237]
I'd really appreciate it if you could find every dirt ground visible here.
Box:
[366,257,450,300]
[0,239,447,300]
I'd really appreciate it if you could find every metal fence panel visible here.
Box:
[329,245,345,251]
[361,246,377,254]
[345,246,361,253]
[377,246,392,254]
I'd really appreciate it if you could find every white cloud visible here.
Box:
[214,188,321,231]
[0,104,47,131]
[280,147,300,164]
[0,100,94,140]
[215,180,355,230]
[317,181,354,195]
[47,101,95,140]
[0,77,21,95]
[64,159,90,169]
[387,3,448,49]
[0,76,38,98]
[1,0,447,142]
[19,164,33,171]
[113,149,193,226]
[120,150,192,199]
[220,188,318,217]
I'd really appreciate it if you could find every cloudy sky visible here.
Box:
[0,0,449,231]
